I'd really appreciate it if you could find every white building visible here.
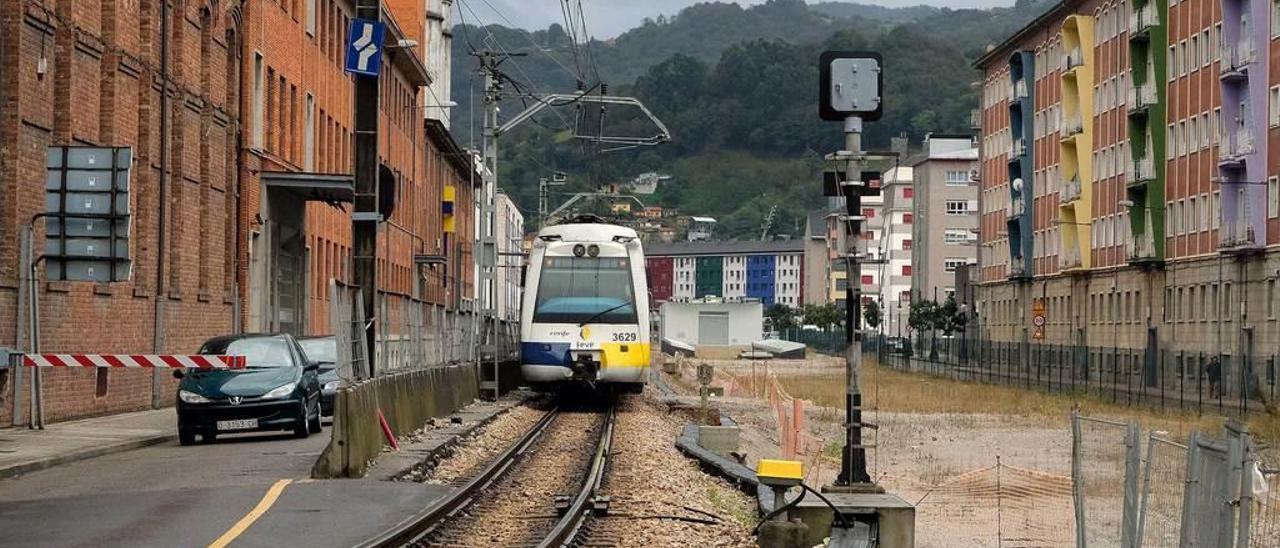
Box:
[660,300,764,348]
[494,192,524,322]
[673,256,696,300]
[773,253,802,308]
[425,0,454,127]
[721,255,746,299]
[878,166,915,337]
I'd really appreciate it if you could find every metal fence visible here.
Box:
[1069,412,1276,548]
[843,332,1279,416]
[328,281,518,379]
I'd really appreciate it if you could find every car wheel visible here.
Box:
[201,433,217,444]
[179,428,196,446]
[293,401,310,439]
[307,400,322,434]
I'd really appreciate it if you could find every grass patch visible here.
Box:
[757,359,1280,449]
[705,486,756,528]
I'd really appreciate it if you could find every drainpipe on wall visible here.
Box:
[151,0,172,408]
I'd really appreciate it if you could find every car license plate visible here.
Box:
[216,419,258,431]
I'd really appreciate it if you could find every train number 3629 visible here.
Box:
[611,332,638,342]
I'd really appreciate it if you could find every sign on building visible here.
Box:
[1032,297,1046,340]
[44,146,132,282]
[345,18,385,77]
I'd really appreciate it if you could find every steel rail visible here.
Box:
[536,404,616,548]
[356,407,560,548]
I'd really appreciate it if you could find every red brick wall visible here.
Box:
[0,0,240,426]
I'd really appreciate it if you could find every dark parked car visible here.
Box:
[175,333,323,445]
[298,335,340,417]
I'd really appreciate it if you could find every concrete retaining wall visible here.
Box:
[312,363,480,478]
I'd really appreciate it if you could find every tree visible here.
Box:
[908,299,938,353]
[802,303,841,331]
[766,303,798,332]
[863,299,883,330]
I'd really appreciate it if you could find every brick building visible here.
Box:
[0,0,478,427]
[974,0,1280,360]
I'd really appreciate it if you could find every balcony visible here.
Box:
[1219,40,1257,80]
[1063,114,1084,137]
[1060,247,1083,271]
[1007,197,1026,219]
[1124,156,1155,187]
[1009,137,1026,158]
[1126,81,1158,115]
[1217,130,1255,168]
[1126,235,1158,263]
[1219,202,1261,253]
[1009,80,1028,103]
[1128,4,1158,39]
[1008,259,1029,280]
[1062,48,1084,73]
[1061,177,1082,203]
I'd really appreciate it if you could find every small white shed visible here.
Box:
[660,299,763,349]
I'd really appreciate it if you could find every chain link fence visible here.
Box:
[328,281,517,379]
[1068,412,1276,548]
[847,331,1279,416]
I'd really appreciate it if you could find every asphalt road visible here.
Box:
[0,427,446,548]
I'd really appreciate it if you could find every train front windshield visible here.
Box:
[533,256,637,324]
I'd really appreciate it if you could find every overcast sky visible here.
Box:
[457,1,1016,39]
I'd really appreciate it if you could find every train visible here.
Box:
[519,216,650,393]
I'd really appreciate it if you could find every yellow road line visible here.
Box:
[207,479,293,548]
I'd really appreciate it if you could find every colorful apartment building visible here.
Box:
[645,240,807,308]
[974,0,1280,356]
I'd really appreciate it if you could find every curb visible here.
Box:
[0,433,175,480]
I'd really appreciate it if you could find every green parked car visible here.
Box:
[174,333,323,445]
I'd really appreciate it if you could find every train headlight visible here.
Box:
[573,244,586,257]
[587,245,600,257]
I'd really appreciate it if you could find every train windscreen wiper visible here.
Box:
[578,301,634,327]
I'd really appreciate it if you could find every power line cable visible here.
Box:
[455,0,574,132]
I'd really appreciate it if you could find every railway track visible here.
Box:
[360,403,615,548]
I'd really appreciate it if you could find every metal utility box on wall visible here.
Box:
[660,300,763,352]
[44,146,132,282]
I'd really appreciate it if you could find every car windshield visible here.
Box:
[533,255,636,324]
[200,337,295,368]
[298,338,337,364]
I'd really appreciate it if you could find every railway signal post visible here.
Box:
[812,49,916,547]
[818,50,883,491]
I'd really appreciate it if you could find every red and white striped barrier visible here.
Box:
[21,354,246,369]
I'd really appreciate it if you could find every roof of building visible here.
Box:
[646,239,805,257]
[973,1,1074,69]
[918,148,979,162]
[806,212,828,239]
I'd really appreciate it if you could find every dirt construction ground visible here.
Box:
[659,353,1279,548]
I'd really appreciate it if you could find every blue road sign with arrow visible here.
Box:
[345,18,385,77]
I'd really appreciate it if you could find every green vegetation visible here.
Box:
[451,0,1055,239]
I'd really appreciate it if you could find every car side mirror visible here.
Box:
[172,369,185,379]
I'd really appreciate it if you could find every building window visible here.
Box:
[252,52,265,149]
[1273,0,1280,38]
[903,187,914,199]
[945,200,971,215]
[943,258,968,273]
[861,275,873,285]
[901,265,912,276]
[944,229,969,245]
[304,92,315,170]
[1270,177,1280,218]
[1271,86,1280,128]
[902,239,913,249]
[306,0,317,35]
[863,208,875,219]
[945,170,969,186]
[903,213,914,224]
